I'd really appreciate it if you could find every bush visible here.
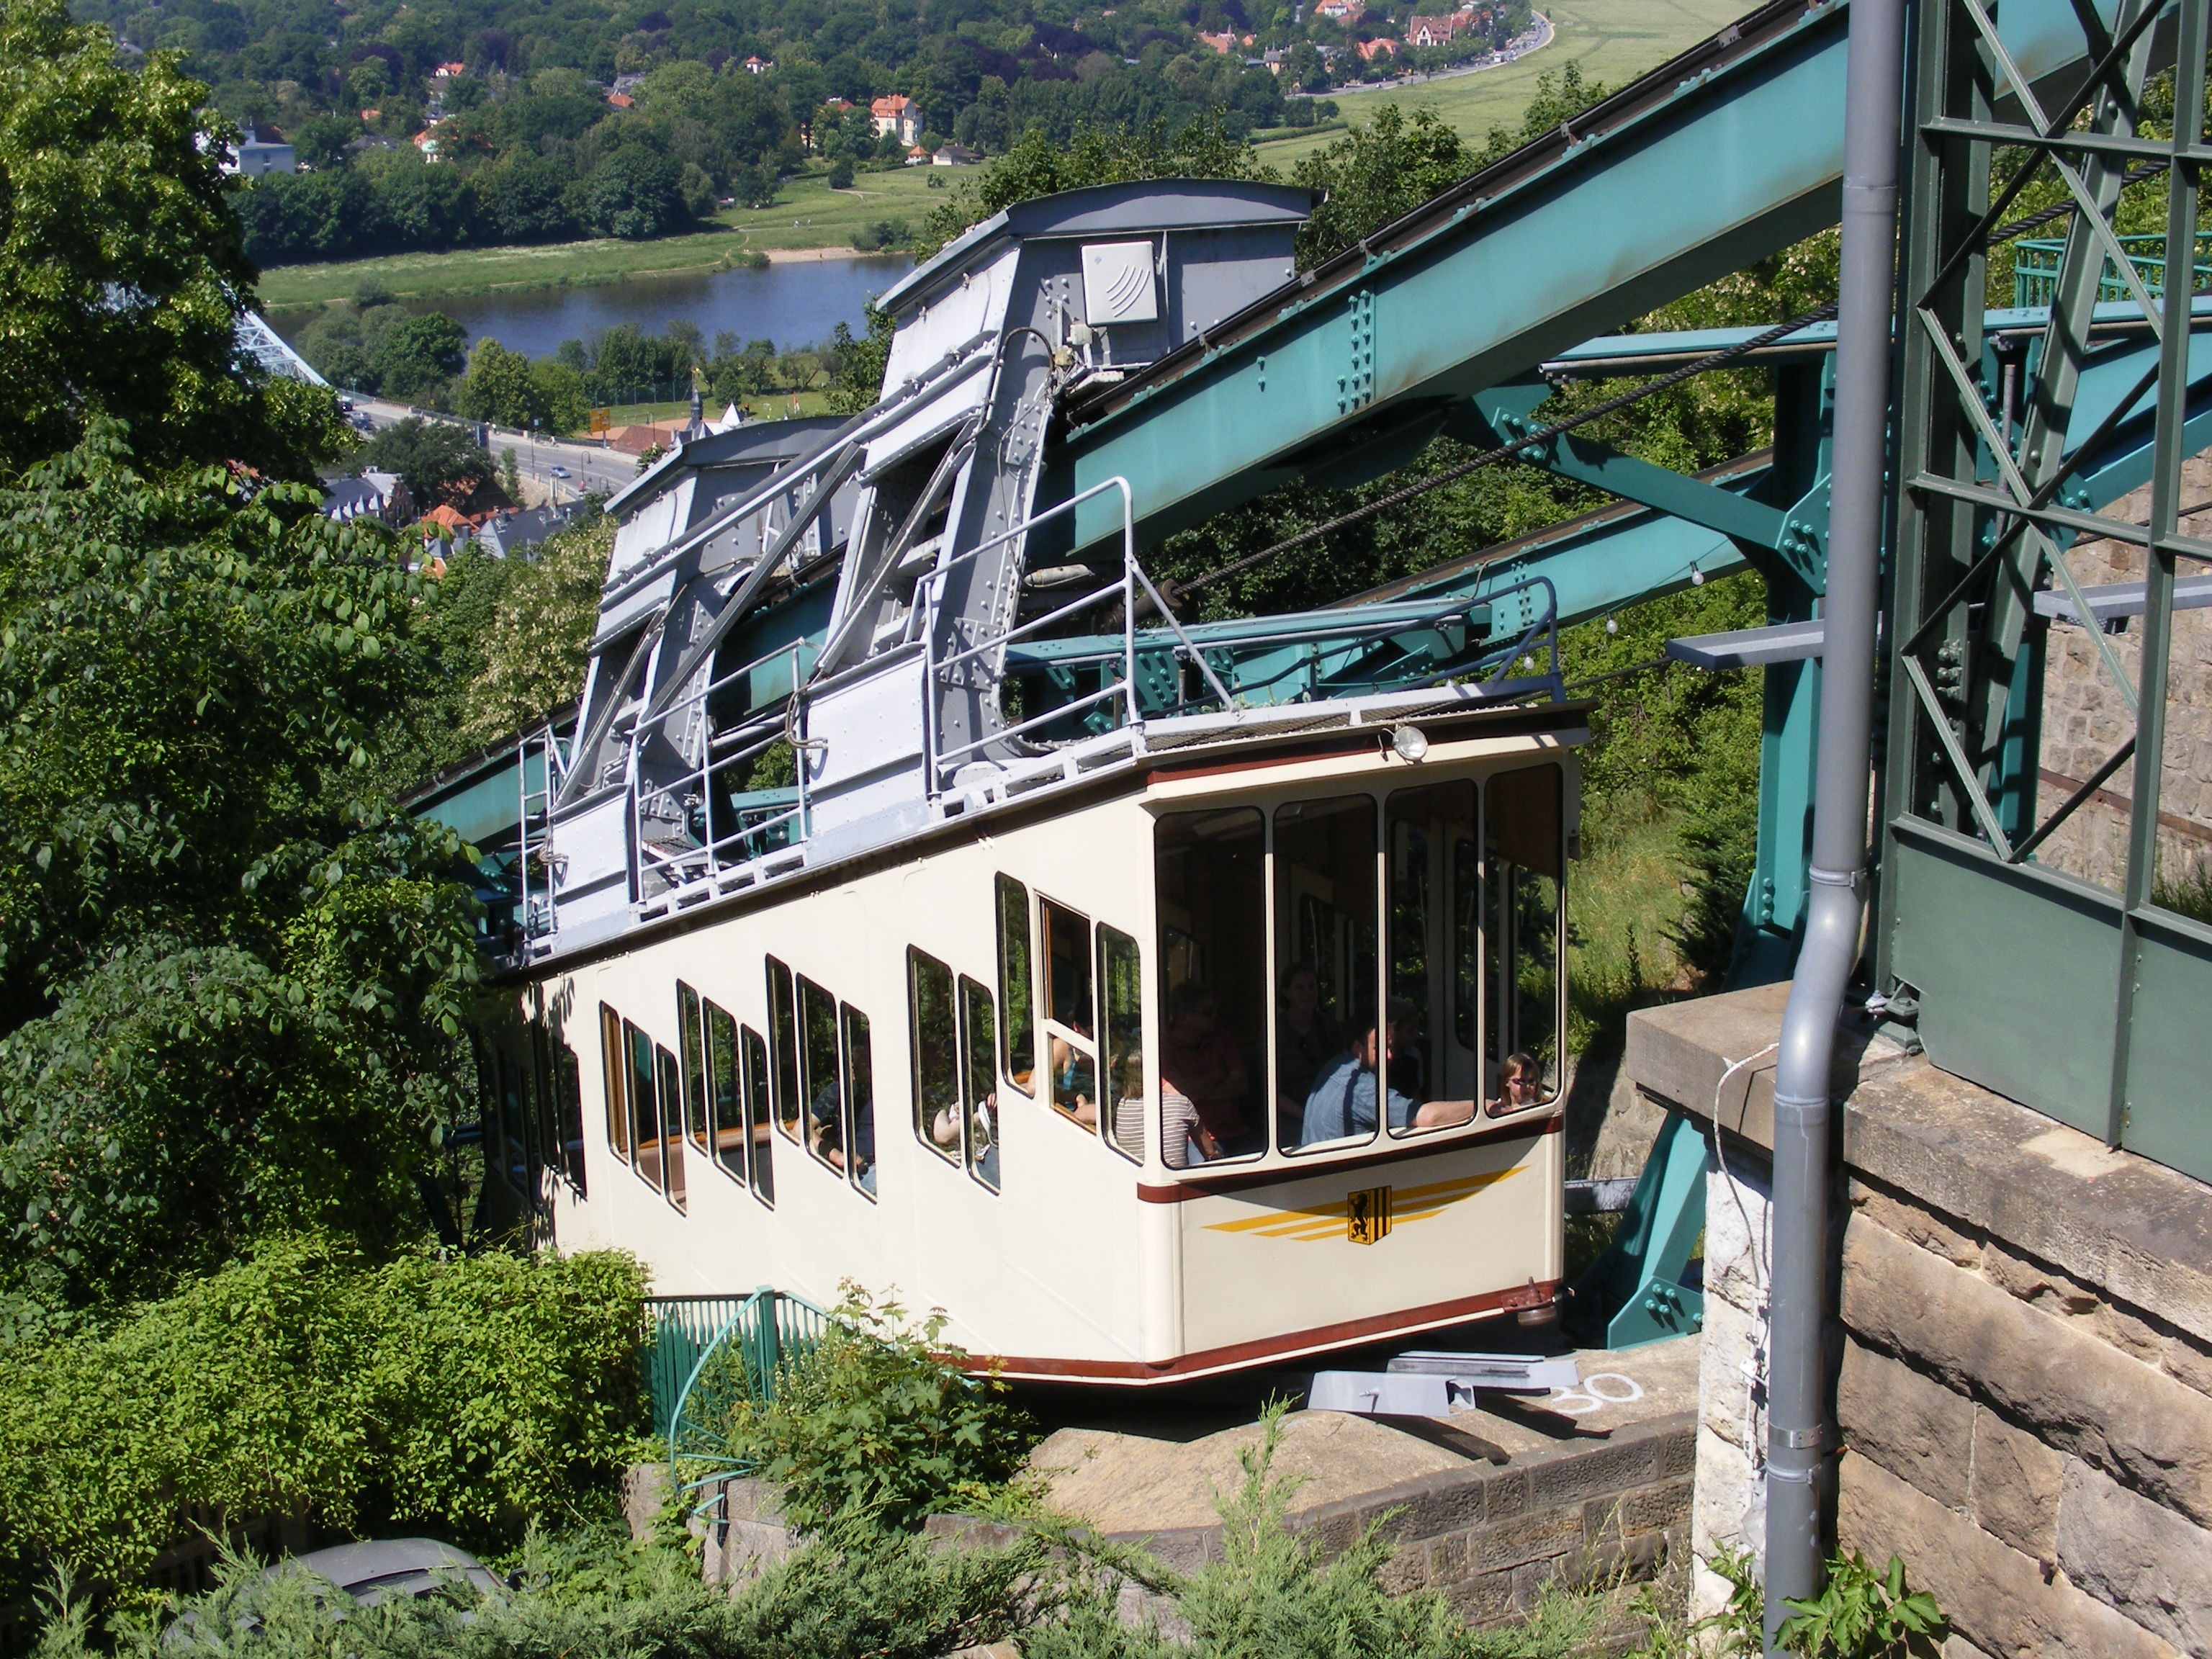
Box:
[715,1285,1038,1534]
[827,158,855,190]
[0,1238,648,1608]
[30,1512,1057,1659]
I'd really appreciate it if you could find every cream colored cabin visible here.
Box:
[489,704,1580,1382]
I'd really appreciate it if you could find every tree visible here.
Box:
[1290,104,1468,266]
[462,513,615,743]
[0,428,484,1311]
[475,153,577,243]
[455,338,541,428]
[360,416,494,508]
[573,145,691,239]
[370,311,468,401]
[0,0,343,480]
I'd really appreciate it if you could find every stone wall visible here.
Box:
[1629,984,2212,1658]
[2035,458,2212,894]
[683,1415,1696,1629]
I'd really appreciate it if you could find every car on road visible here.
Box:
[549,465,571,479]
[338,398,354,412]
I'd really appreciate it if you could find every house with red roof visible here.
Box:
[870,94,925,145]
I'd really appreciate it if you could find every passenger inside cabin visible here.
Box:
[1048,1021,1099,1128]
[1273,962,1339,1145]
[1159,980,1257,1157]
[1300,1002,1475,1145]
[1486,1051,1546,1117]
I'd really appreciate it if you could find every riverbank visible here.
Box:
[257,165,961,313]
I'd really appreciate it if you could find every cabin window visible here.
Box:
[842,1004,878,1197]
[767,957,801,1141]
[742,1024,775,1204]
[656,1043,688,1210]
[995,875,1036,1095]
[1485,764,1567,1111]
[1099,925,1145,1163]
[800,977,843,1174]
[499,1051,529,1194]
[551,1030,586,1195]
[1040,898,1099,1133]
[706,999,744,1185]
[1388,782,1480,1138]
[601,1004,629,1161]
[1276,795,1378,1156]
[678,982,710,1158]
[960,977,1001,1193]
[626,1020,660,1190]
[1152,806,1264,1169]
[909,948,960,1166]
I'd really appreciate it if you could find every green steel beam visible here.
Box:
[1059,0,2127,557]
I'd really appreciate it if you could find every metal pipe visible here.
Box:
[1763,0,1906,1643]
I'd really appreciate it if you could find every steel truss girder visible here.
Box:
[1880,0,2212,1170]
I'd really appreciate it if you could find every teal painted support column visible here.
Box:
[1730,360,1834,986]
[1572,1111,1712,1349]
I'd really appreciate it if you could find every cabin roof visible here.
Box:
[876,179,1314,319]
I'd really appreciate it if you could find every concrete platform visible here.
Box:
[1017,1336,1700,1622]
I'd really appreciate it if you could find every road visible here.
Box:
[348,395,640,502]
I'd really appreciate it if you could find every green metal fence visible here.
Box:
[2011,231,2212,309]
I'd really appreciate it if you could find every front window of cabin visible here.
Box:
[1151,763,1567,1172]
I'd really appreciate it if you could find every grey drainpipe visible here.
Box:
[1763,0,1906,1644]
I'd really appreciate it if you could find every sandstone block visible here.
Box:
[1444,1568,1514,1624]
[1691,1419,1762,1570]
[1837,1452,2175,1659]
[1837,1339,1973,1511]
[1851,1180,1984,1269]
[1524,1432,1659,1510]
[1966,1407,2062,1559]
[2055,1459,2212,1655]
[1465,1506,1583,1574]
[1841,1215,2212,1531]
[1698,1291,1766,1458]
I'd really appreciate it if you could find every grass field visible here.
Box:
[1254,0,1753,169]
[256,165,968,312]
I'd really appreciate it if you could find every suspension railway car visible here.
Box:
[453,180,1584,1382]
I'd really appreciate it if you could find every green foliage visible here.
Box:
[0,426,487,1311]
[0,1237,648,1606]
[1692,1543,1766,1654]
[826,305,896,414]
[459,513,614,745]
[1779,1552,1948,1659]
[718,1285,1039,1535]
[361,416,496,511]
[1292,105,1470,266]
[2153,861,2212,925]
[456,340,590,433]
[573,145,693,240]
[0,0,342,480]
[913,117,1274,261]
[372,313,472,402]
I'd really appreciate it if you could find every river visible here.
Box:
[282,252,914,359]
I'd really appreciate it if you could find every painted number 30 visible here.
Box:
[1544,1372,1645,1416]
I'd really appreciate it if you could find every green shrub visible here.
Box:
[715,1285,1038,1534]
[0,1237,647,1607]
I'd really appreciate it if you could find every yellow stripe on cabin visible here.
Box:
[1202,1164,1524,1240]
